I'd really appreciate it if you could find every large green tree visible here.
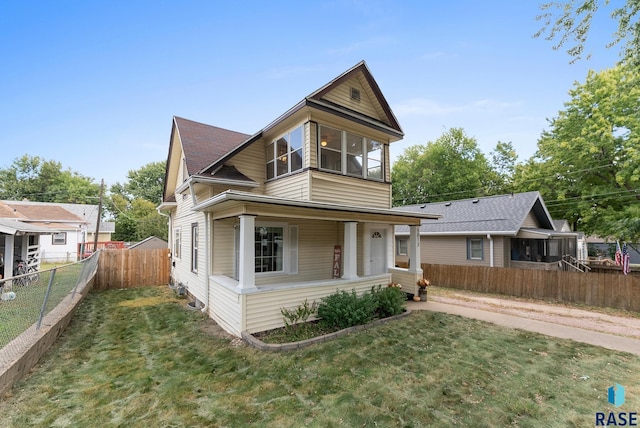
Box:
[513,62,640,240]
[392,128,495,205]
[0,154,100,203]
[108,161,168,242]
[535,0,640,64]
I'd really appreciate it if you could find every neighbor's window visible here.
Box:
[396,238,408,256]
[173,227,181,259]
[467,238,483,260]
[319,124,384,181]
[191,223,198,273]
[52,232,67,245]
[266,125,304,180]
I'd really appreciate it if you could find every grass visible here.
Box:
[0,263,83,347]
[1,286,638,427]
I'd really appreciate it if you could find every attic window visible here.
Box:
[350,87,361,102]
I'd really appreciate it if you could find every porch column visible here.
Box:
[4,235,14,279]
[408,225,422,274]
[342,221,358,279]
[238,215,256,289]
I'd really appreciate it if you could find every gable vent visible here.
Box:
[350,87,361,102]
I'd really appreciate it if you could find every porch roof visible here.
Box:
[192,190,440,224]
[516,228,579,239]
[0,218,58,235]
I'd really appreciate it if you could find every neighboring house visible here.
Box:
[0,201,56,279]
[586,236,640,264]
[1,200,115,263]
[129,236,168,250]
[159,61,438,337]
[394,192,580,271]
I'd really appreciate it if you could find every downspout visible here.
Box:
[487,233,494,267]
[201,211,210,313]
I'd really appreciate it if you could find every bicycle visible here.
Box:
[13,259,39,287]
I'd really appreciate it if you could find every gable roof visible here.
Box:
[394,192,556,236]
[164,61,402,199]
[173,117,251,176]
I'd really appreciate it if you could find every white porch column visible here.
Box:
[342,221,358,279]
[4,235,14,279]
[488,233,494,267]
[238,215,256,289]
[408,225,422,274]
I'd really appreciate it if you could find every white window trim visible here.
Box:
[173,227,181,259]
[318,124,384,181]
[266,124,305,181]
[52,232,67,245]
[253,221,299,276]
[191,223,198,273]
[396,237,408,256]
[467,238,484,260]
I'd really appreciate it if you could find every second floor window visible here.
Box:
[266,125,303,180]
[319,124,384,181]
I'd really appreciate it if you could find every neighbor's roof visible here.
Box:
[394,192,555,236]
[0,218,58,235]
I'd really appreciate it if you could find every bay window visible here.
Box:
[319,124,384,181]
[266,125,303,180]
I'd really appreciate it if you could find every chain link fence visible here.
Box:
[0,252,100,351]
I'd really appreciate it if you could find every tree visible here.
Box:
[490,141,518,194]
[535,0,640,64]
[513,62,640,240]
[107,161,168,241]
[0,154,100,203]
[392,128,494,205]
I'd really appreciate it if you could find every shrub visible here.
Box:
[371,285,406,318]
[280,299,318,337]
[317,289,377,330]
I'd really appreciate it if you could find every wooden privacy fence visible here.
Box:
[422,263,640,312]
[95,248,170,290]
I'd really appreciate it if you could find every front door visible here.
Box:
[370,229,386,275]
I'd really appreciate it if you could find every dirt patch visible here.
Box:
[427,289,640,339]
[200,318,244,347]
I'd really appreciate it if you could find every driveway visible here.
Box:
[407,288,640,355]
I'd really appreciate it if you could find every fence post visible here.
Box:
[37,268,57,330]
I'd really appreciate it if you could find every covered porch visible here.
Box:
[0,219,52,281]
[509,228,578,270]
[193,190,437,336]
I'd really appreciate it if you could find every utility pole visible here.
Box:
[93,179,104,253]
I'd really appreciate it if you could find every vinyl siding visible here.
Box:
[256,219,341,286]
[522,211,541,228]
[212,219,235,277]
[225,142,266,192]
[421,236,493,267]
[308,121,317,168]
[310,171,391,208]
[209,279,243,335]
[264,172,309,200]
[245,275,390,333]
[322,75,384,122]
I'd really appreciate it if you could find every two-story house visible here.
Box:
[159,61,438,337]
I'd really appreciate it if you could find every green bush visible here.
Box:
[317,289,377,330]
[317,286,406,330]
[371,285,406,318]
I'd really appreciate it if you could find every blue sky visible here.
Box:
[1,1,622,188]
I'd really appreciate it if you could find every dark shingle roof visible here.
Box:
[394,192,554,235]
[174,117,251,176]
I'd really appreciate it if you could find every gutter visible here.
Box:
[192,190,440,220]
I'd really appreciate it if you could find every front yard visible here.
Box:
[0,286,637,427]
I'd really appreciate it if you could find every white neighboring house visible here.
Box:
[1,201,115,263]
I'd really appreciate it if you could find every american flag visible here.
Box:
[615,241,622,266]
[622,243,631,275]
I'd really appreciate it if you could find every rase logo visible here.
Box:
[596,384,637,427]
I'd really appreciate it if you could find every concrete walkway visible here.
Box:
[407,297,640,356]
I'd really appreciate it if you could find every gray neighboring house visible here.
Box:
[394,192,580,270]
[129,236,168,250]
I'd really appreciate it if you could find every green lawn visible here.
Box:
[0,286,637,427]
